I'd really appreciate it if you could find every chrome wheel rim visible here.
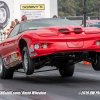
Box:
[24,52,28,72]
[0,8,6,23]
[0,57,3,74]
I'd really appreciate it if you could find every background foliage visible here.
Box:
[58,0,100,16]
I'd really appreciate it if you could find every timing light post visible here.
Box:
[83,0,87,27]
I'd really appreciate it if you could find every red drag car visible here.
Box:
[0,18,100,79]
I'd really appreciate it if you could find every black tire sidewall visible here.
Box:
[0,1,10,29]
[22,47,35,75]
[59,64,75,77]
[0,54,4,78]
[92,52,100,71]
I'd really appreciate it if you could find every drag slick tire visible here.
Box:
[0,54,14,79]
[22,47,35,75]
[59,64,75,77]
[92,52,100,71]
[0,1,10,29]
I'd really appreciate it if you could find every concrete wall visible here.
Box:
[50,0,58,18]
[13,0,58,21]
[0,0,58,41]
[0,0,58,30]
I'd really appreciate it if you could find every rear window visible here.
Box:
[21,19,78,32]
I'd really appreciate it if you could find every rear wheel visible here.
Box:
[0,55,14,79]
[22,47,35,75]
[59,64,75,77]
[92,52,100,71]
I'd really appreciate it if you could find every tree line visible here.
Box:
[58,0,100,16]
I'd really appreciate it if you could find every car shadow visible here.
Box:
[12,74,100,85]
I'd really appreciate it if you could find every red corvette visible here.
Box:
[0,18,100,79]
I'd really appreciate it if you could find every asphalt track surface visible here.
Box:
[0,63,100,100]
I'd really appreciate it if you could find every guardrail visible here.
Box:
[59,16,98,25]
[59,16,99,20]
